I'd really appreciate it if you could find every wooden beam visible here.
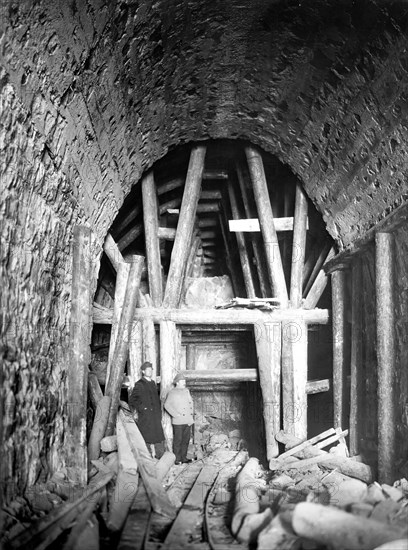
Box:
[200,190,222,200]
[290,184,308,308]
[142,170,163,306]
[228,180,256,298]
[245,146,288,306]
[303,241,332,297]
[375,232,396,484]
[181,234,201,300]
[202,169,229,180]
[142,316,157,381]
[104,233,123,272]
[105,256,144,436]
[67,226,93,486]
[255,322,282,462]
[350,258,363,457]
[282,319,308,441]
[163,145,206,307]
[228,217,307,233]
[159,321,181,448]
[158,227,177,240]
[94,304,330,325]
[218,211,241,296]
[236,162,270,298]
[157,177,184,196]
[331,268,348,433]
[303,247,335,309]
[198,218,218,228]
[128,320,143,387]
[117,224,143,252]
[106,261,130,384]
[197,202,220,213]
[113,205,141,238]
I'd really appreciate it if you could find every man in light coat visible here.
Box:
[164,373,194,464]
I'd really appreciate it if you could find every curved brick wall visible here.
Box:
[2,0,408,499]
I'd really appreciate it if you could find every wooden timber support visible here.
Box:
[103,233,122,272]
[142,170,163,306]
[290,184,308,308]
[236,162,270,298]
[94,305,330,325]
[227,179,256,298]
[330,266,349,433]
[160,321,181,447]
[105,256,144,436]
[163,145,206,307]
[375,232,396,483]
[106,261,129,384]
[245,145,288,306]
[350,257,363,457]
[282,319,308,441]
[255,322,282,461]
[67,225,93,486]
[303,247,335,309]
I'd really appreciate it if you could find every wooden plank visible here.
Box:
[142,170,163,306]
[198,218,218,228]
[228,217,307,233]
[160,321,181,448]
[255,322,282,462]
[164,145,206,307]
[375,232,396,484]
[104,233,123,272]
[282,319,308,441]
[67,225,92,486]
[88,370,103,409]
[303,247,336,309]
[350,258,363,456]
[95,305,331,325]
[245,146,288,305]
[157,177,184,196]
[106,261,130,384]
[105,256,144,436]
[228,180,256,298]
[118,410,176,517]
[290,185,308,308]
[331,268,348,433]
[162,464,218,549]
[196,202,220,213]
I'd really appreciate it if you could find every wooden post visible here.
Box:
[163,145,206,307]
[331,267,348,432]
[375,232,395,483]
[159,321,181,448]
[66,226,93,486]
[245,145,288,306]
[227,179,256,298]
[255,321,282,462]
[350,258,363,457]
[290,184,308,308]
[282,319,308,441]
[181,233,200,301]
[142,170,163,306]
[105,256,144,436]
[88,370,103,410]
[303,242,332,297]
[106,261,130,384]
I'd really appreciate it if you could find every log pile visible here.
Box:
[227,429,408,550]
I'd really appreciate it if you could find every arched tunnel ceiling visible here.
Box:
[3,0,408,248]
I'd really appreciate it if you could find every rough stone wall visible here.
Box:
[2,0,408,502]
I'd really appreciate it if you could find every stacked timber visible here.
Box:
[224,429,408,550]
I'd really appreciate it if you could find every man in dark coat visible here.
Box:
[129,361,165,459]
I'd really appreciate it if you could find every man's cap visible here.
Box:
[141,361,153,372]
[174,373,186,383]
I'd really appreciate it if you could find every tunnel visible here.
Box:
[2,0,408,548]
